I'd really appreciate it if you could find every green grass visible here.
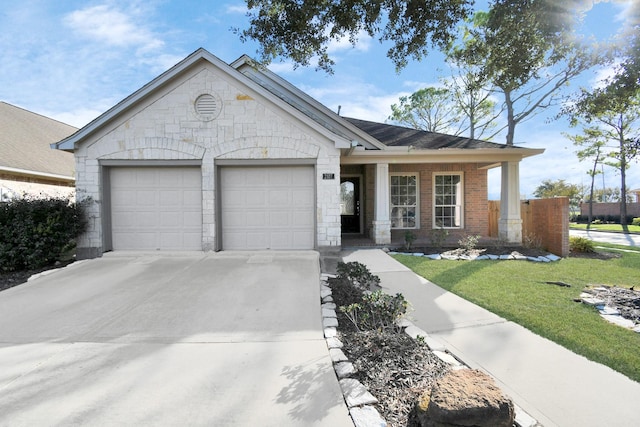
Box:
[393,247,640,383]
[570,223,640,233]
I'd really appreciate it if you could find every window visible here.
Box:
[433,173,463,228]
[390,174,419,229]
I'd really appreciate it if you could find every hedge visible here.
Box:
[0,196,87,271]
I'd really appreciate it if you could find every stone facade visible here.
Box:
[74,63,341,257]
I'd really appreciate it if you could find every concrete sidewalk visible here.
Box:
[343,249,640,427]
[570,229,640,247]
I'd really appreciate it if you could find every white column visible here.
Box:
[373,163,391,244]
[498,161,522,243]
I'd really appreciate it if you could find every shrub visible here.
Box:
[404,230,416,250]
[523,232,543,250]
[341,291,408,332]
[335,261,380,291]
[632,217,640,226]
[430,227,449,248]
[0,196,87,271]
[569,236,595,253]
[458,234,481,252]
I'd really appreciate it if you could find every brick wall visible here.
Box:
[389,163,488,244]
[489,198,569,256]
[579,202,640,217]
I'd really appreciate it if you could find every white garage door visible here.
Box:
[221,166,315,250]
[110,167,202,251]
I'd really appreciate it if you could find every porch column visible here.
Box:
[499,161,522,243]
[373,162,391,244]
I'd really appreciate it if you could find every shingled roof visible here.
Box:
[0,102,76,178]
[344,117,513,150]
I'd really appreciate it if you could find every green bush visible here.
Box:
[569,236,595,253]
[632,217,640,226]
[335,261,380,291]
[0,196,87,271]
[340,290,408,332]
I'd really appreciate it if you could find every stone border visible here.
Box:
[320,273,542,427]
[388,251,562,263]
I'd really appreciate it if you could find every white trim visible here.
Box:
[0,166,74,182]
[389,172,420,230]
[433,171,464,229]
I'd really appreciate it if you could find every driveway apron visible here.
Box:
[0,252,351,426]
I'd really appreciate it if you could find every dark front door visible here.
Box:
[340,177,360,233]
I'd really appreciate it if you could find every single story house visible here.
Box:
[0,102,76,200]
[52,48,543,258]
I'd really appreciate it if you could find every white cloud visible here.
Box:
[64,4,163,51]
[226,4,248,14]
[327,29,372,53]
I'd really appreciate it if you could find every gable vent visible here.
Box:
[194,93,221,121]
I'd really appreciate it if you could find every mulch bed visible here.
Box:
[0,260,74,292]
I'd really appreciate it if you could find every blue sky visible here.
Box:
[1,0,638,199]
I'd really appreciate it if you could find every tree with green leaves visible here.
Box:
[450,2,604,146]
[237,0,474,73]
[389,87,465,134]
[533,179,584,214]
[566,90,640,230]
[564,126,606,228]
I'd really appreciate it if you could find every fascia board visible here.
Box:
[0,166,75,182]
[340,147,545,164]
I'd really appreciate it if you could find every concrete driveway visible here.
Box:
[0,252,351,426]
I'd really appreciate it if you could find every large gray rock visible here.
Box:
[412,369,514,427]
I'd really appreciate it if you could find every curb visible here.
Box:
[320,273,542,427]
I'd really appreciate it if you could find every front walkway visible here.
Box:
[343,248,640,427]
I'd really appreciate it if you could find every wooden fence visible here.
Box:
[489,197,569,257]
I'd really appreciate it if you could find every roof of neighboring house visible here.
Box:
[344,117,515,150]
[0,102,76,179]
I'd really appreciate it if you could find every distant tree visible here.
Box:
[564,126,607,228]
[533,179,583,213]
[389,87,465,134]
[443,58,501,140]
[566,90,640,230]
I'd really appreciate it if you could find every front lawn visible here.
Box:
[393,246,640,383]
[570,223,640,233]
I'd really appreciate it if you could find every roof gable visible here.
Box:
[52,48,353,152]
[231,55,386,150]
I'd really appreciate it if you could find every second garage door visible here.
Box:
[220,166,315,250]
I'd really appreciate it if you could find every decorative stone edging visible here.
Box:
[319,273,541,427]
[580,287,640,333]
[387,251,562,263]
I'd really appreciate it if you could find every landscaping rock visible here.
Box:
[412,369,515,427]
[350,405,387,427]
[335,361,356,378]
[340,378,378,407]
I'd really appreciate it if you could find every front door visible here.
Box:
[340,177,360,233]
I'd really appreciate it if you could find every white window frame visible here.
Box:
[389,173,420,229]
[433,172,464,229]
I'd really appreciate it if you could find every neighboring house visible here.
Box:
[52,48,543,258]
[0,102,76,200]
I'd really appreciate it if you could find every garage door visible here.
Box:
[110,167,202,250]
[220,166,315,250]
